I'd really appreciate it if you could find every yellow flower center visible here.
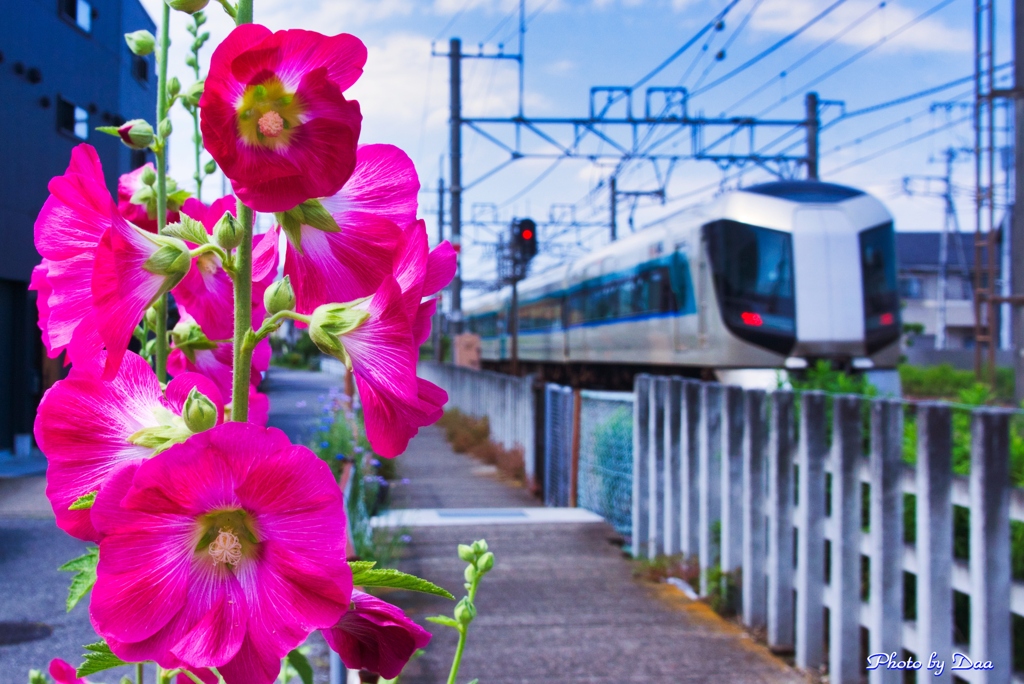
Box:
[208,528,243,566]
[236,77,303,150]
[196,509,259,568]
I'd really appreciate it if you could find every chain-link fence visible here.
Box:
[578,390,634,537]
[543,384,573,507]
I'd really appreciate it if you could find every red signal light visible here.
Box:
[522,229,533,240]
[740,312,763,326]
[879,313,894,326]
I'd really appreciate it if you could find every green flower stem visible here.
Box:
[153,0,172,382]
[216,0,237,19]
[229,202,253,422]
[235,0,252,25]
[137,662,144,684]
[446,573,482,684]
[254,310,311,342]
[189,242,230,265]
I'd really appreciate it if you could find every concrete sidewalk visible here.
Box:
[387,427,805,684]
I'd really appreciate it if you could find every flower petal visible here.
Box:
[321,144,419,229]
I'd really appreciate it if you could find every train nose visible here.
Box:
[790,207,867,357]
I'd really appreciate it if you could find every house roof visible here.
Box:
[896,231,990,272]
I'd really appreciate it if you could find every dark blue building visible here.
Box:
[1,0,157,453]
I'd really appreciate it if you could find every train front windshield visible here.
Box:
[860,222,900,353]
[705,220,796,355]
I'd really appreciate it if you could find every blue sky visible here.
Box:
[139,0,1013,285]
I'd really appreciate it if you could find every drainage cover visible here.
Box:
[0,622,52,646]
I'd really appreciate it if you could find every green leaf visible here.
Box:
[68,491,97,510]
[350,567,454,600]
[96,126,121,137]
[59,547,98,612]
[164,215,209,245]
[286,649,314,684]
[348,560,377,573]
[77,641,130,677]
[425,615,459,628]
[467,680,479,684]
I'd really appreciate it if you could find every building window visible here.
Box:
[59,0,93,33]
[132,55,149,84]
[899,276,923,300]
[56,97,89,140]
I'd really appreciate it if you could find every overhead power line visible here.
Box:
[690,0,849,98]
[754,0,960,118]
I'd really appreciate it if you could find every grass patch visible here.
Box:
[437,408,527,483]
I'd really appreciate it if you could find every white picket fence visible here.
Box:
[632,374,1024,684]
[418,362,536,484]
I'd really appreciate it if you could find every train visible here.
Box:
[463,180,901,391]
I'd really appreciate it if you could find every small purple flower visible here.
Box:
[370,459,380,468]
[354,446,364,454]
[320,441,330,449]
[401,478,410,485]
[399,535,412,543]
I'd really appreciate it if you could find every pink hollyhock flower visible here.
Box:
[31,144,191,379]
[284,144,415,315]
[171,196,279,340]
[48,658,89,684]
[117,163,181,233]
[322,590,431,679]
[34,352,222,542]
[201,25,365,213]
[89,423,353,684]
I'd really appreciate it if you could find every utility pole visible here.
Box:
[1013,0,1024,400]
[435,176,446,362]
[449,37,463,332]
[805,92,819,180]
[609,176,617,241]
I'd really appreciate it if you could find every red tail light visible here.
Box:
[741,312,763,326]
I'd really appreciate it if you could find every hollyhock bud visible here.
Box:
[308,304,370,366]
[184,80,205,107]
[158,118,173,138]
[124,29,155,56]
[140,166,157,186]
[457,544,475,562]
[454,597,476,625]
[183,386,218,433]
[171,318,218,362]
[477,551,495,573]
[264,276,295,316]
[117,119,154,150]
[166,0,209,13]
[143,233,191,280]
[322,591,431,680]
[168,76,181,97]
[213,210,241,250]
[472,539,488,554]
[463,565,477,583]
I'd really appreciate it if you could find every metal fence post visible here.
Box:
[698,383,723,595]
[868,399,903,684]
[721,385,745,575]
[632,375,651,558]
[829,395,863,684]
[795,391,827,670]
[649,378,668,558]
[969,408,1012,683]
[915,403,952,684]
[664,378,683,556]
[681,380,701,557]
[742,389,768,630]
[767,390,795,651]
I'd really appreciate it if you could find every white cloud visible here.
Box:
[749,0,969,53]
